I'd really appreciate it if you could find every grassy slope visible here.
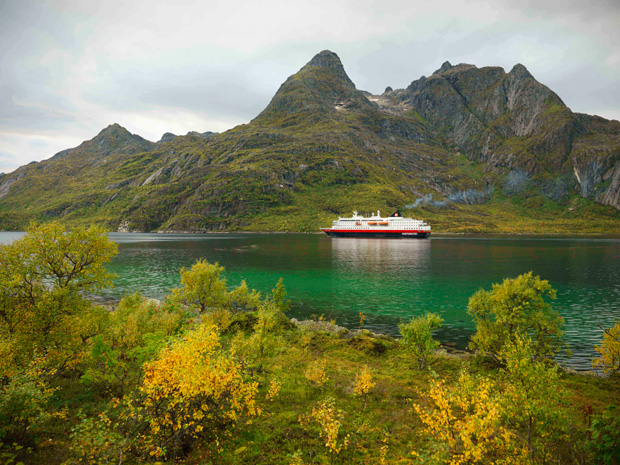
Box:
[244,192,620,234]
[41,323,619,465]
[224,333,618,464]
[409,194,620,234]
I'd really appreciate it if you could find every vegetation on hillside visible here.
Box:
[1,223,619,464]
[1,52,619,234]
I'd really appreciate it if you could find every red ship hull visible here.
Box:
[321,229,430,238]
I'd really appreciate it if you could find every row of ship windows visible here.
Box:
[335,227,422,229]
[336,220,422,223]
[335,223,423,226]
[339,220,420,222]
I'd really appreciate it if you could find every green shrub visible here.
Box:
[398,313,444,369]
[468,272,564,363]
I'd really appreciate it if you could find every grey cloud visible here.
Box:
[81,64,273,120]
[1,0,619,171]
[0,149,17,170]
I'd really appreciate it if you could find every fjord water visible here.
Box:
[93,233,620,371]
[2,232,618,370]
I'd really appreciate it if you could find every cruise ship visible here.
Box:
[321,211,431,238]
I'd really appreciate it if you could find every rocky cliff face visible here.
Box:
[0,50,619,232]
[375,60,619,208]
[396,61,579,173]
[570,114,620,209]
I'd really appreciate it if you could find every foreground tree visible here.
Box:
[171,259,228,312]
[0,221,117,371]
[0,221,116,452]
[498,337,571,462]
[171,259,263,314]
[468,272,564,362]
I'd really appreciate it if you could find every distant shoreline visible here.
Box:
[3,229,620,238]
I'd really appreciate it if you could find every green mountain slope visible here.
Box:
[0,51,619,233]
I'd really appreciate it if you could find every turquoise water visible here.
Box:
[2,232,619,370]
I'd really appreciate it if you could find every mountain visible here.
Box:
[0,50,619,233]
[390,61,620,206]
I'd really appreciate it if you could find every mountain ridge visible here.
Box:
[0,50,619,233]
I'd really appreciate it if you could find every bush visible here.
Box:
[468,272,564,362]
[81,294,189,397]
[587,406,620,465]
[66,411,124,465]
[128,325,260,460]
[499,337,571,462]
[398,313,444,369]
[170,259,228,312]
[593,321,620,375]
[412,370,527,464]
[0,358,60,447]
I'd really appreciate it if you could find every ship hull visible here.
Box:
[321,229,430,238]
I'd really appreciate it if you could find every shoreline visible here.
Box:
[116,230,620,238]
[89,295,602,374]
[3,228,620,238]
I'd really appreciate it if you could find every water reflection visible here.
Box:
[331,237,431,274]
[326,239,433,330]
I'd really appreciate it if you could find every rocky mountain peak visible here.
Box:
[433,61,453,75]
[302,50,355,88]
[509,63,533,79]
[95,123,131,138]
[252,50,366,126]
[80,123,155,158]
[306,50,345,70]
[91,123,138,148]
[159,132,177,143]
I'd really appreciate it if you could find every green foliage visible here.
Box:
[0,358,60,447]
[232,300,288,372]
[270,277,291,312]
[499,337,571,462]
[593,321,620,375]
[81,293,189,397]
[0,221,117,371]
[398,313,444,369]
[171,259,228,312]
[66,411,124,465]
[587,406,620,465]
[468,272,565,362]
[227,280,262,314]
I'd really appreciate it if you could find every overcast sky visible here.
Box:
[1,0,619,173]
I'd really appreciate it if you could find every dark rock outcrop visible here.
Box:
[158,132,177,143]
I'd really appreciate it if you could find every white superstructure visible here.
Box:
[321,210,431,238]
